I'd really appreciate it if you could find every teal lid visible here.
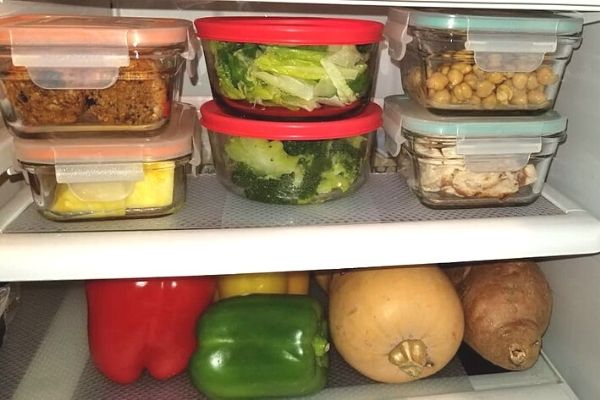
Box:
[389,8,583,35]
[384,96,567,138]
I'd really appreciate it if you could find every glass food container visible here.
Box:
[384,9,583,115]
[201,100,381,204]
[0,15,198,137]
[13,102,198,221]
[195,17,383,121]
[384,96,567,208]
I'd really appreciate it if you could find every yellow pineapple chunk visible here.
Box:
[50,161,175,217]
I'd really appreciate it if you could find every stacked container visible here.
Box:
[383,9,583,208]
[195,17,384,205]
[0,15,200,220]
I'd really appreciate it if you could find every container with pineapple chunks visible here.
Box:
[13,102,197,221]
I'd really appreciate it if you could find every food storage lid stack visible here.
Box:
[384,95,567,172]
[0,15,198,89]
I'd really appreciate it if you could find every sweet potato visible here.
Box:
[445,260,552,370]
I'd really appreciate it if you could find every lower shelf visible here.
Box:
[1,173,599,281]
[0,282,578,400]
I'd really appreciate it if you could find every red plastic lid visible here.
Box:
[200,101,382,140]
[194,17,383,45]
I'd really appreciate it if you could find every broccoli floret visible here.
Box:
[282,140,326,156]
[225,137,300,177]
[231,162,298,204]
[297,154,332,200]
[316,137,367,196]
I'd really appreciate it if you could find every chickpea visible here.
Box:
[510,89,528,106]
[452,62,472,74]
[503,79,515,89]
[528,88,547,105]
[472,65,486,78]
[504,71,516,79]
[450,94,459,104]
[440,64,451,75]
[496,84,514,105]
[452,82,473,101]
[431,89,451,104]
[487,72,506,85]
[426,72,449,91]
[464,73,479,89]
[527,74,540,90]
[468,95,482,106]
[482,94,497,109]
[512,73,529,90]
[447,68,464,86]
[476,80,495,98]
[537,65,558,86]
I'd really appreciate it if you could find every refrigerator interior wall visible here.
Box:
[540,20,600,400]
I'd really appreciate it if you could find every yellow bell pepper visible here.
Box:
[216,271,310,300]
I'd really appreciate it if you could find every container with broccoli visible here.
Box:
[201,101,382,204]
[195,17,384,121]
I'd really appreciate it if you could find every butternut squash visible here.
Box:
[445,260,552,370]
[329,265,464,383]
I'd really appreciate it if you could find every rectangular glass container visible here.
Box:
[0,15,197,136]
[385,9,583,115]
[13,102,197,220]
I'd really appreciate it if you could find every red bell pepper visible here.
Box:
[86,276,216,384]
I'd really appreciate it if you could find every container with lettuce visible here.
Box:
[204,41,376,117]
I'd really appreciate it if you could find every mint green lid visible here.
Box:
[389,8,583,35]
[384,95,567,137]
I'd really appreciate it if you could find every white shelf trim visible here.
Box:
[1,184,599,282]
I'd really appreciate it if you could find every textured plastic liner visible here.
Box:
[0,282,474,400]
[5,173,562,234]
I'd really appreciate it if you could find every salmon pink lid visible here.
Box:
[0,15,194,48]
[14,102,196,164]
[195,17,383,45]
[201,100,381,140]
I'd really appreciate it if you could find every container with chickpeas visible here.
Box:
[383,96,567,208]
[384,9,583,114]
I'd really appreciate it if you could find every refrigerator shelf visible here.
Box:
[0,173,599,282]
[0,282,579,400]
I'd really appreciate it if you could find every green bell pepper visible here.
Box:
[189,294,329,399]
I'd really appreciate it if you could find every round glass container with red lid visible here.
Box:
[0,14,198,137]
[201,100,382,204]
[195,17,383,121]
